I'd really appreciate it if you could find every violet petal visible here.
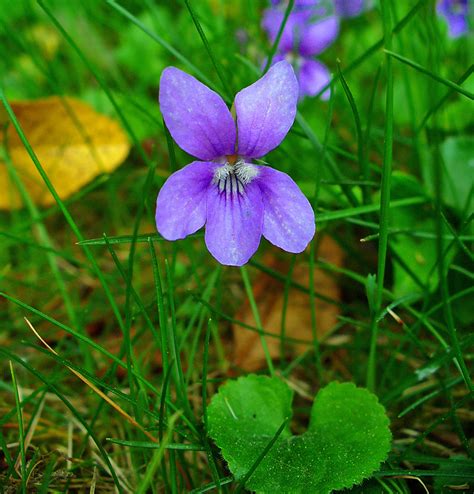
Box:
[205,182,263,266]
[257,166,315,253]
[159,67,236,160]
[299,59,331,100]
[235,61,298,158]
[335,0,366,18]
[156,161,214,240]
[299,16,340,56]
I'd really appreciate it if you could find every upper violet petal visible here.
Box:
[257,166,315,253]
[156,161,214,240]
[299,59,331,100]
[262,9,312,53]
[205,182,264,266]
[299,16,340,56]
[159,67,236,160]
[235,61,298,158]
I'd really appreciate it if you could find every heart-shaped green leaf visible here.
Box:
[207,375,391,493]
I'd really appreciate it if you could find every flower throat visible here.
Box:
[212,156,259,195]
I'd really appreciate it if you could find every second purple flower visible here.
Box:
[156,61,315,267]
[262,1,339,100]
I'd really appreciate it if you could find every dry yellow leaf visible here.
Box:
[0,96,130,209]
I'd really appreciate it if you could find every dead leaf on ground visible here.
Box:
[0,96,130,209]
[232,236,344,371]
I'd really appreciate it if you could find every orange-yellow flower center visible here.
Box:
[226,154,238,165]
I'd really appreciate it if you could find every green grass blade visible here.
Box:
[386,50,474,100]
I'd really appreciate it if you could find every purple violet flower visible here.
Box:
[437,0,469,38]
[262,4,339,99]
[155,61,315,266]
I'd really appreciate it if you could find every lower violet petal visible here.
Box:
[205,181,263,266]
[257,166,315,253]
[335,0,366,18]
[156,161,214,240]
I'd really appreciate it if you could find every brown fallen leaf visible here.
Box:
[0,96,130,209]
[232,236,344,371]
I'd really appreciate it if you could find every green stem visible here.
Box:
[240,266,275,377]
[263,0,294,74]
[367,0,394,392]
[9,362,26,493]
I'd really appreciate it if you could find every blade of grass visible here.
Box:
[240,265,275,377]
[2,128,92,371]
[433,133,473,392]
[191,477,234,494]
[263,0,294,74]
[202,319,212,430]
[78,232,203,245]
[195,296,331,345]
[234,418,288,494]
[337,62,368,203]
[107,439,203,450]
[1,292,198,430]
[37,4,160,399]
[416,64,474,133]
[165,260,196,422]
[103,235,159,343]
[318,196,426,223]
[313,0,428,99]
[105,0,218,93]
[1,349,125,492]
[183,0,234,99]
[137,412,182,494]
[363,64,382,198]
[296,112,360,207]
[0,87,128,338]
[385,50,474,100]
[280,255,296,366]
[9,361,26,493]
[24,318,159,443]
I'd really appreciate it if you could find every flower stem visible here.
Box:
[240,266,275,377]
[263,0,295,74]
[184,0,234,101]
[366,0,394,392]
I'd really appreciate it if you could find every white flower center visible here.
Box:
[212,158,258,196]
[285,52,304,70]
